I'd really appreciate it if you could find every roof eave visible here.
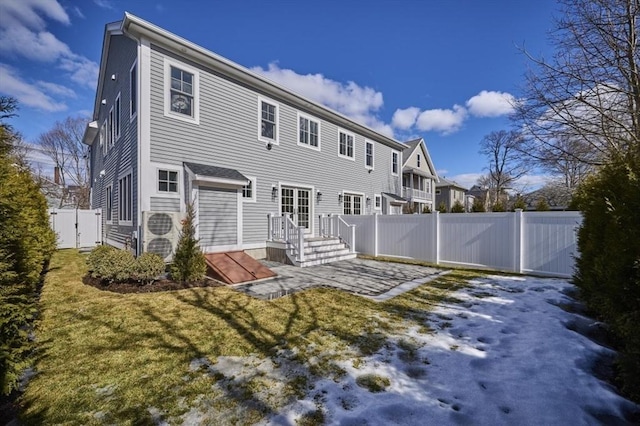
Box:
[121,12,404,151]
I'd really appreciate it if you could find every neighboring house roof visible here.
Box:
[436,177,468,191]
[87,13,406,152]
[401,137,439,182]
[382,192,408,204]
[184,162,248,186]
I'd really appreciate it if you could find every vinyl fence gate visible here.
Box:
[49,208,102,249]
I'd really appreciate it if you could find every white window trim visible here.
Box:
[153,163,181,198]
[242,176,257,203]
[342,190,366,215]
[296,111,321,151]
[115,93,121,142]
[108,106,114,150]
[118,171,133,226]
[364,140,374,170]
[105,184,113,224]
[163,57,200,124]
[391,150,400,176]
[129,60,138,122]
[258,96,279,145]
[337,128,355,161]
[374,193,382,210]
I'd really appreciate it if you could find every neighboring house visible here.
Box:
[401,138,439,213]
[522,184,574,211]
[82,13,408,263]
[467,184,490,211]
[435,178,468,212]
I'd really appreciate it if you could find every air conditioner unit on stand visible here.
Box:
[142,211,183,262]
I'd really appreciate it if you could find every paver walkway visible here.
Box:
[233,258,448,300]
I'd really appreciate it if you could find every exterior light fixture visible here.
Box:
[316,191,322,202]
[271,185,278,200]
[338,193,343,204]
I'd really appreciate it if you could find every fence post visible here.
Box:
[298,227,305,262]
[267,213,272,241]
[433,211,440,265]
[373,213,379,257]
[514,209,523,273]
[350,225,356,254]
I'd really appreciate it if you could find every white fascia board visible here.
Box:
[193,175,248,187]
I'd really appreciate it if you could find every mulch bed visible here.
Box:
[82,275,225,294]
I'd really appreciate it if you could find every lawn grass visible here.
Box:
[19,249,481,425]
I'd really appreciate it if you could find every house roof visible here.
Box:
[400,137,439,182]
[106,13,405,152]
[382,192,408,204]
[436,177,468,191]
[184,162,248,186]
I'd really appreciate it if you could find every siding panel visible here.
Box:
[199,187,237,246]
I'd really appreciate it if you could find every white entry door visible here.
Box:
[281,186,311,233]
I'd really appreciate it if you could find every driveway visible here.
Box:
[233,258,448,300]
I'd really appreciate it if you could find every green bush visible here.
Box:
[492,201,506,212]
[0,130,56,395]
[86,245,116,274]
[170,203,206,282]
[512,196,526,211]
[132,252,166,285]
[535,198,550,211]
[436,201,447,213]
[573,155,640,401]
[450,200,465,213]
[91,249,136,283]
[471,197,486,212]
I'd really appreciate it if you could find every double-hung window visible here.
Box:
[374,194,382,210]
[365,140,374,169]
[392,151,399,175]
[158,169,178,193]
[118,173,132,223]
[339,130,354,159]
[259,98,278,144]
[107,107,114,149]
[114,94,121,141]
[298,113,320,149]
[105,185,113,221]
[242,177,256,202]
[165,59,199,123]
[130,62,137,118]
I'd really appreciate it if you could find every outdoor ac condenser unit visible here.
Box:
[142,211,183,261]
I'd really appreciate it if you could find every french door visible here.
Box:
[281,186,311,232]
[343,193,363,215]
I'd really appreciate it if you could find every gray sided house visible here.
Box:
[435,177,468,212]
[401,138,439,213]
[83,13,410,264]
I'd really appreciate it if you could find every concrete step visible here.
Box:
[303,238,341,248]
[302,248,352,261]
[302,243,347,254]
[297,252,357,267]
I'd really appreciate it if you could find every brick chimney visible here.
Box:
[54,166,61,185]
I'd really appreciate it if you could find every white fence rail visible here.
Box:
[342,211,582,278]
[49,208,102,249]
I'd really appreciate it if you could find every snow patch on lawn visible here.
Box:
[264,275,639,425]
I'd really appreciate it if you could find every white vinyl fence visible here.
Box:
[342,211,582,278]
[49,208,102,249]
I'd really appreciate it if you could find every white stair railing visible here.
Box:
[336,216,356,253]
[284,215,305,262]
[267,213,285,241]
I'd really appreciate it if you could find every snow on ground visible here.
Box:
[262,275,639,425]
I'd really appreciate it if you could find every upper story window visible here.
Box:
[158,169,178,193]
[105,185,113,222]
[130,62,137,119]
[417,153,421,167]
[339,130,354,159]
[107,107,114,149]
[392,151,399,175]
[297,113,320,150]
[164,59,199,124]
[365,140,374,169]
[242,176,257,202]
[114,93,121,141]
[258,97,279,144]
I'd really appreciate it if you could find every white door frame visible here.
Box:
[278,181,315,235]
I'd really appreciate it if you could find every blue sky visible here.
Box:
[0,0,559,190]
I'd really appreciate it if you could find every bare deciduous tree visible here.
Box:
[479,130,529,210]
[513,0,640,166]
[36,116,90,208]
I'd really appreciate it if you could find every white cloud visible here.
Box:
[93,0,114,9]
[392,107,420,130]
[0,64,67,112]
[0,0,98,90]
[515,174,552,191]
[73,6,85,19]
[36,81,76,98]
[416,105,467,134]
[466,90,516,117]
[251,63,392,136]
[447,173,483,190]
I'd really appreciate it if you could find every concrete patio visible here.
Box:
[233,258,449,300]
